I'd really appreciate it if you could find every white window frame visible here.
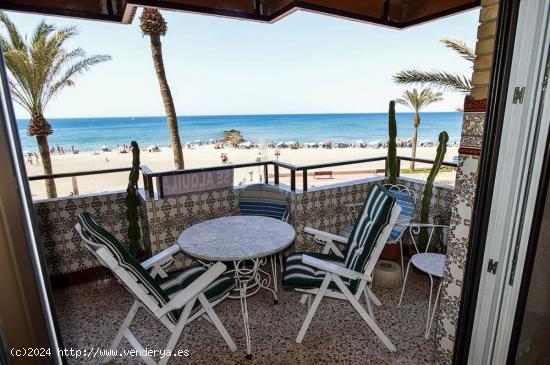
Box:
[468,0,550,363]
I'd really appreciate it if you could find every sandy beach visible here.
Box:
[26,145,458,200]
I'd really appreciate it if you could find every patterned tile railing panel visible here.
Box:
[141,187,244,270]
[34,191,131,276]
[37,178,455,277]
[289,179,381,252]
[397,177,455,223]
[288,178,455,252]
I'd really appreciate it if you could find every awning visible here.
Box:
[0,0,480,28]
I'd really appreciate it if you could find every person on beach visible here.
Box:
[34,153,40,165]
[26,154,33,165]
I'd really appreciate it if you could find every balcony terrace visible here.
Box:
[32,157,455,364]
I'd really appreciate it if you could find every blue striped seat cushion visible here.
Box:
[388,191,415,241]
[239,184,288,220]
[77,213,233,324]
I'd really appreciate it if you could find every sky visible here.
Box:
[4,8,479,119]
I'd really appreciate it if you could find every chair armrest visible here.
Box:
[301,255,371,281]
[304,227,348,244]
[407,223,450,229]
[141,244,180,270]
[156,262,227,317]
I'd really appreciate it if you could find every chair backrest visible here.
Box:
[344,184,399,292]
[75,213,178,324]
[239,183,288,220]
[383,184,417,242]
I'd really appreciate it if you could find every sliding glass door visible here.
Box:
[511,183,550,364]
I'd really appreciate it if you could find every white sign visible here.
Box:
[161,169,234,196]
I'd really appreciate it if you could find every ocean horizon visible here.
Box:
[17,112,462,153]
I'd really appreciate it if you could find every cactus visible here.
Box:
[418,131,449,250]
[387,100,398,184]
[125,141,143,257]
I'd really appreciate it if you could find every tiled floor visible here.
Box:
[54,270,439,364]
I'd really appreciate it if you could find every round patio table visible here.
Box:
[177,216,296,357]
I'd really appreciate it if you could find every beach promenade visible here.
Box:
[26,144,458,199]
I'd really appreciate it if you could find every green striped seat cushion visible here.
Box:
[282,185,395,293]
[282,252,346,290]
[77,213,233,324]
[239,184,288,220]
[340,190,414,242]
[156,267,235,319]
[343,184,395,292]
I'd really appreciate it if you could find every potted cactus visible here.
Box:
[387,100,398,184]
[417,131,449,252]
[125,141,145,257]
[381,101,401,260]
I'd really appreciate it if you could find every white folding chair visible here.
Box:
[282,184,401,352]
[75,213,236,365]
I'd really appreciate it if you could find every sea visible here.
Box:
[17,112,462,153]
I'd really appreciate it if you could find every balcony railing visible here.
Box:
[28,156,458,199]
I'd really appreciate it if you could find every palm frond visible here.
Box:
[0,11,25,51]
[8,79,33,111]
[441,37,475,63]
[30,20,55,46]
[44,54,112,105]
[0,13,110,115]
[395,88,443,113]
[395,98,411,110]
[393,69,471,93]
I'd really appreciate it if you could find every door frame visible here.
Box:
[0,36,63,362]
[460,0,550,363]
[454,0,521,361]
[505,104,550,363]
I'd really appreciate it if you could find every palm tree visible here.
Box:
[140,8,184,170]
[396,88,443,170]
[0,12,111,198]
[393,38,474,93]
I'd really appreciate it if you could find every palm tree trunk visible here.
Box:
[36,135,57,198]
[410,114,420,170]
[149,34,184,169]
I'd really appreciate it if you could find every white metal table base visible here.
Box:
[230,255,279,358]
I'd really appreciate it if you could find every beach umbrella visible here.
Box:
[356,140,365,147]
[277,141,285,147]
[368,141,381,148]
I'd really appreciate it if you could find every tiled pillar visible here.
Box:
[435,0,499,362]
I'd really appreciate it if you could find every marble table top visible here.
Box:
[178,216,296,261]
